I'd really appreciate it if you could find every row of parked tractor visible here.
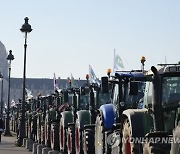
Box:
[11,63,180,154]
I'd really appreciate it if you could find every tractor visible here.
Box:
[59,87,81,154]
[95,70,146,154]
[119,64,180,154]
[72,76,111,154]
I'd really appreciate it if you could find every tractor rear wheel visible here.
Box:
[122,118,140,154]
[83,128,95,154]
[59,117,67,153]
[95,114,104,154]
[37,115,41,144]
[75,118,84,154]
[67,124,75,154]
[143,142,171,154]
[45,117,51,147]
[41,123,45,144]
[51,122,59,151]
[170,121,180,154]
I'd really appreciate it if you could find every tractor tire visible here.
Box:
[95,113,104,154]
[122,118,141,154]
[50,122,59,151]
[67,124,75,154]
[75,120,83,154]
[41,122,45,144]
[75,111,91,154]
[170,121,180,154]
[37,115,41,144]
[143,142,171,154]
[59,116,67,153]
[111,130,121,154]
[83,128,95,154]
[59,111,73,153]
[45,116,51,147]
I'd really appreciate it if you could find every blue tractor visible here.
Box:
[95,70,146,154]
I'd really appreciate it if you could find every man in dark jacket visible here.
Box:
[0,118,4,142]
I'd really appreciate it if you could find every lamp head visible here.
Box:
[7,50,14,61]
[20,17,32,33]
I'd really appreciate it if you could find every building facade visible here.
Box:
[0,41,86,109]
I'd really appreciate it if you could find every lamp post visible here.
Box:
[4,50,14,136]
[0,72,3,118]
[16,17,32,146]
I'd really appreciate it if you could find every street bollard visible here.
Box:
[37,144,45,154]
[29,139,34,151]
[23,138,28,147]
[32,143,39,154]
[26,138,31,149]
[42,147,52,154]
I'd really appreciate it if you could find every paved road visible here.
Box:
[0,134,31,154]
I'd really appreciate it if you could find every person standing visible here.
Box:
[0,118,4,142]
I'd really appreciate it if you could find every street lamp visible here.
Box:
[16,17,32,146]
[0,72,3,118]
[4,50,14,136]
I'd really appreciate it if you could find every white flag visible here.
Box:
[10,99,16,107]
[71,73,78,88]
[89,65,100,86]
[53,73,59,91]
[113,49,124,72]
[25,88,33,99]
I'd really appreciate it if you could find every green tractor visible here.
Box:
[62,76,111,154]
[120,64,180,154]
[81,77,111,154]
[44,93,63,150]
[59,87,81,154]
[67,76,111,154]
[66,85,90,154]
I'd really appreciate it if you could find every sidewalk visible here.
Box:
[0,133,31,154]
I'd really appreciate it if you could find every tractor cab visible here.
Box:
[119,64,180,154]
[110,70,146,120]
[79,86,90,110]
[143,64,180,133]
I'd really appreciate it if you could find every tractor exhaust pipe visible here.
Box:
[151,66,164,131]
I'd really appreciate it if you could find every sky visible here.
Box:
[0,0,180,80]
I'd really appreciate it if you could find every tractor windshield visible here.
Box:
[98,93,111,107]
[127,81,145,108]
[162,76,180,133]
[79,94,89,110]
[162,76,180,105]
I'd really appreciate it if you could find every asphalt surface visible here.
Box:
[0,133,31,154]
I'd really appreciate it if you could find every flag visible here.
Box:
[89,65,100,86]
[4,103,7,109]
[25,88,33,99]
[71,73,78,88]
[66,77,71,88]
[53,73,59,91]
[113,49,124,72]
[10,99,16,107]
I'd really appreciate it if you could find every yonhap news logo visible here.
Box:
[107,134,180,147]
